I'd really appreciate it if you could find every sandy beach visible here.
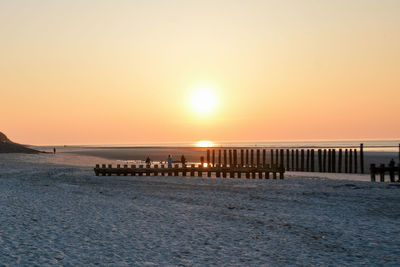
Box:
[1,152,399,265]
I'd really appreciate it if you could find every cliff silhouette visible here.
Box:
[0,131,40,153]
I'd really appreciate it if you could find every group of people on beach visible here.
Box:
[144,154,186,165]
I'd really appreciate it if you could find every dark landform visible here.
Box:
[0,132,40,154]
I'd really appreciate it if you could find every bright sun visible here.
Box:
[190,88,218,116]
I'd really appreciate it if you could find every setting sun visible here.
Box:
[196,140,214,147]
[189,88,218,116]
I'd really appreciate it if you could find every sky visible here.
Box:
[1,0,399,145]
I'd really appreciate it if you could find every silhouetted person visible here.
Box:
[145,156,151,165]
[389,158,395,167]
[167,155,172,165]
[53,147,56,154]
[181,155,186,165]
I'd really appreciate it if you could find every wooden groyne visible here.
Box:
[199,145,367,174]
[93,143,399,178]
[370,162,400,182]
[94,163,285,179]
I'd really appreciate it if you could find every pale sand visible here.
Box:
[0,153,399,265]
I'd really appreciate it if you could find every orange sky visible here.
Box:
[1,0,399,145]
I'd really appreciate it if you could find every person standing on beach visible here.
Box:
[53,147,56,154]
[167,155,172,165]
[145,156,151,165]
[180,155,186,165]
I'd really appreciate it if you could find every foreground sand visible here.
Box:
[0,154,399,265]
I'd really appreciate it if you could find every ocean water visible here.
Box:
[40,139,400,152]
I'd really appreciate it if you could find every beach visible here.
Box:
[0,152,399,265]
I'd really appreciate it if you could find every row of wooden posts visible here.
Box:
[370,161,400,182]
[94,163,285,179]
[203,144,365,174]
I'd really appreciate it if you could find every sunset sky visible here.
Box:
[1,0,399,145]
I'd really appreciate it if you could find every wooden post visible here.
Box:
[190,164,195,176]
[207,150,210,167]
[370,164,376,182]
[216,163,221,178]
[101,164,106,177]
[286,149,290,171]
[174,164,179,176]
[379,163,385,182]
[398,163,400,182]
[270,149,274,166]
[338,149,342,173]
[311,149,315,172]
[332,149,336,173]
[223,150,227,167]
[323,149,327,173]
[218,150,222,166]
[360,143,364,174]
[257,149,260,167]
[296,149,299,171]
[212,150,215,167]
[275,149,279,167]
[160,164,164,176]
[241,149,244,167]
[300,149,305,171]
[280,149,284,169]
[230,150,235,178]
[246,149,249,166]
[154,164,158,176]
[344,149,348,173]
[198,164,203,177]
[265,164,270,179]
[182,163,186,176]
[291,149,294,171]
[251,149,254,167]
[279,166,284,179]
[146,164,151,176]
[234,149,238,167]
[306,149,310,172]
[139,164,144,176]
[327,149,331,173]
[95,164,100,176]
[389,160,395,182]
[107,164,112,176]
[207,162,211,177]
[263,149,266,167]
[222,163,227,178]
[349,149,353,173]
[318,149,322,172]
[354,149,358,174]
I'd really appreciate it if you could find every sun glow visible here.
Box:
[189,88,218,116]
[196,140,214,147]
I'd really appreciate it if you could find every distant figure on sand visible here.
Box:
[389,158,395,166]
[167,155,173,165]
[145,156,151,165]
[181,155,186,165]
[53,147,56,154]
